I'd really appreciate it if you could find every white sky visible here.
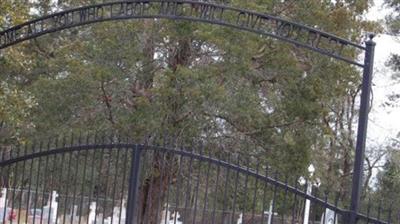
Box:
[366,0,400,147]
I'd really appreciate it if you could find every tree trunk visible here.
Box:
[138,153,177,224]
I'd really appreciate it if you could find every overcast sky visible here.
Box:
[366,0,400,147]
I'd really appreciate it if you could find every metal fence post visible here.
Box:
[349,34,376,224]
[126,145,143,224]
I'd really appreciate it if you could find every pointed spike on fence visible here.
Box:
[397,209,400,224]
[112,130,118,143]
[284,173,289,185]
[95,132,101,144]
[85,132,90,145]
[55,136,59,148]
[171,133,178,149]
[47,137,52,151]
[169,134,176,148]
[255,158,260,174]
[187,138,194,153]
[31,140,37,154]
[23,142,28,157]
[62,134,67,147]
[119,133,124,144]
[143,134,151,147]
[38,140,44,152]
[115,132,121,143]
[107,131,113,144]
[198,141,204,156]
[70,132,75,146]
[264,163,270,178]
[128,134,134,144]
[159,130,165,147]
[387,202,393,223]
[106,131,111,144]
[119,132,124,143]
[245,152,251,167]
[377,199,383,219]
[324,191,329,203]
[6,147,11,160]
[0,148,4,162]
[100,132,106,144]
[207,144,212,158]
[93,132,98,144]
[78,131,82,144]
[234,152,240,166]
[8,146,11,160]
[11,145,16,160]
[334,192,340,203]
[274,170,279,181]
[366,197,371,218]
[13,145,19,159]
[177,139,185,152]
[293,174,299,189]
[166,134,174,149]
[140,133,147,147]
[104,131,109,144]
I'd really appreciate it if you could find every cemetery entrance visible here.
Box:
[0,1,393,223]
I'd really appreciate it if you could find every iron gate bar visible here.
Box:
[0,0,365,67]
[126,145,142,224]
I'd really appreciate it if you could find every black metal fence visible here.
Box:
[0,135,395,224]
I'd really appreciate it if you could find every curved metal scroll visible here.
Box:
[0,0,365,67]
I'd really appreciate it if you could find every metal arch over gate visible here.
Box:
[0,1,379,223]
[0,0,365,66]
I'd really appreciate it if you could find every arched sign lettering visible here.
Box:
[0,0,365,67]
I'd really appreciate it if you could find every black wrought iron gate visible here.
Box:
[0,1,391,223]
[0,136,394,224]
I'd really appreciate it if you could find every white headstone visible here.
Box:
[112,206,120,224]
[121,199,126,223]
[71,205,79,223]
[0,188,7,207]
[96,213,104,224]
[49,191,58,224]
[236,213,243,224]
[171,211,183,224]
[320,209,337,224]
[88,202,97,224]
[105,216,111,224]
[0,188,9,222]
[160,204,171,224]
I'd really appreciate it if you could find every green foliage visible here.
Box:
[375,149,400,212]
[0,81,36,143]
[385,0,400,34]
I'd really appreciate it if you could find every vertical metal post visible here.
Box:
[349,34,376,224]
[126,145,143,224]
